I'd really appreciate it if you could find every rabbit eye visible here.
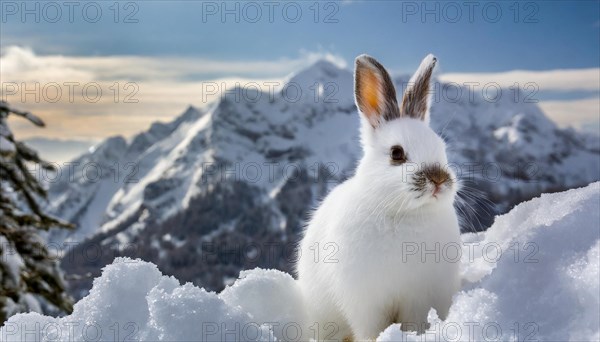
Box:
[390,145,407,164]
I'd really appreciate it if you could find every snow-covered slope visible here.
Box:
[3,183,598,341]
[44,60,600,296]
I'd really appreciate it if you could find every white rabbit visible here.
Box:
[296,54,461,341]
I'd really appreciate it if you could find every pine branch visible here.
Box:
[0,101,45,127]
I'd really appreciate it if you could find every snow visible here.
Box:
[2,182,598,341]
[0,260,301,342]
[0,136,15,155]
[379,182,600,341]
[220,269,308,339]
[0,236,24,287]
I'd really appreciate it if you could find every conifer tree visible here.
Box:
[0,101,74,324]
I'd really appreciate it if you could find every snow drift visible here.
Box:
[2,182,599,341]
[0,263,306,342]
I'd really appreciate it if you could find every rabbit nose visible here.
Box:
[423,165,449,186]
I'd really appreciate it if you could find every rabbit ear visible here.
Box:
[354,55,401,128]
[400,54,437,123]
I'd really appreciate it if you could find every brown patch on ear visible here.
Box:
[355,67,381,126]
[354,55,400,128]
[400,54,437,122]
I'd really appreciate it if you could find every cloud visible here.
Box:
[438,68,600,92]
[0,46,346,140]
[2,46,598,142]
[438,69,600,133]
[0,46,346,82]
[538,97,600,133]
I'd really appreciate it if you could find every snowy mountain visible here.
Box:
[4,183,599,341]
[44,60,600,297]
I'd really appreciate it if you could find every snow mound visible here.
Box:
[380,182,600,341]
[2,183,598,341]
[0,260,305,341]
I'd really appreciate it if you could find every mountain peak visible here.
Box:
[305,58,347,74]
[288,59,350,84]
[284,59,354,104]
[306,58,346,71]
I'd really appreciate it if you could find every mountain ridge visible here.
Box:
[44,59,600,297]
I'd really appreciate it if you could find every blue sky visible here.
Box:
[2,1,599,73]
[0,0,599,146]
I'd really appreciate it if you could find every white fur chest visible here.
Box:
[336,206,459,287]
[326,202,461,331]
